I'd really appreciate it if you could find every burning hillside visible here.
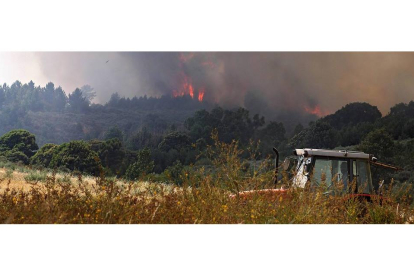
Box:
[170,53,210,102]
[304,105,330,117]
[172,72,205,102]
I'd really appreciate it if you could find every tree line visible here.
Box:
[1,81,414,185]
[0,80,210,116]
[0,81,212,146]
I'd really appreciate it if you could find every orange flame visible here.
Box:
[172,90,184,97]
[172,54,206,102]
[172,74,195,99]
[189,84,194,99]
[172,73,205,101]
[304,105,329,117]
[198,88,205,102]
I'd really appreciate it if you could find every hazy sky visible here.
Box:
[1,52,414,116]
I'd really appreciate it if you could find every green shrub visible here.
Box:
[194,158,212,166]
[30,143,58,167]
[4,149,29,164]
[57,174,72,185]
[104,127,124,141]
[125,148,154,180]
[5,168,14,179]
[49,141,101,176]
[93,139,125,176]
[158,132,190,151]
[0,156,12,168]
[146,173,169,183]
[164,160,185,185]
[24,171,47,182]
[17,165,30,173]
[0,129,38,158]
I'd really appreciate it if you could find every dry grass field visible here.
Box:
[0,137,413,224]
[0,166,179,195]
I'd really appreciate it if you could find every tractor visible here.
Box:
[234,148,401,201]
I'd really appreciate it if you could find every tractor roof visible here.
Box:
[294,148,373,160]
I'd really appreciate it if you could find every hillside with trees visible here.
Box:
[0,81,212,146]
[1,80,414,185]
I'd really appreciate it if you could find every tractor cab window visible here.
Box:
[351,160,373,194]
[311,157,349,190]
[336,160,349,189]
[312,158,333,186]
[311,157,373,194]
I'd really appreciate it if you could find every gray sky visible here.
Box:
[1,52,414,116]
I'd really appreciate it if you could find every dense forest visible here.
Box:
[0,81,212,146]
[1,80,414,185]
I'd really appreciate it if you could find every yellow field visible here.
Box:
[0,168,90,191]
[0,167,175,194]
[0,135,413,224]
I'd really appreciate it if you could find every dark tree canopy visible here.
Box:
[104,126,124,141]
[80,85,97,104]
[289,121,337,149]
[158,132,191,152]
[127,127,161,151]
[290,103,384,149]
[30,143,58,167]
[258,121,286,156]
[357,129,395,162]
[0,129,39,159]
[68,88,90,113]
[49,141,101,175]
[322,102,382,130]
[185,107,266,145]
[380,101,414,139]
[125,148,154,180]
[90,138,126,176]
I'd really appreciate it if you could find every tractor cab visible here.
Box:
[287,149,376,194]
[232,147,400,201]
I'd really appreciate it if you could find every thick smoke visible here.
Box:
[4,52,414,119]
[118,52,414,119]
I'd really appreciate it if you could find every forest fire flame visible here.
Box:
[172,74,192,98]
[304,105,328,117]
[172,73,205,102]
[172,53,209,102]
[198,88,205,102]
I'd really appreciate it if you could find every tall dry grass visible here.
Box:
[0,133,413,224]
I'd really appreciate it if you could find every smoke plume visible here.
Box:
[2,52,414,120]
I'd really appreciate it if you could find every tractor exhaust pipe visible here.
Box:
[273,147,279,185]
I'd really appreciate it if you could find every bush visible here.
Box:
[125,148,154,180]
[5,168,13,179]
[24,171,47,182]
[0,129,39,158]
[4,149,30,165]
[104,127,124,141]
[0,156,11,169]
[358,129,395,162]
[95,139,125,176]
[164,160,185,185]
[30,143,58,167]
[194,158,212,166]
[158,132,190,151]
[57,174,72,185]
[49,141,101,176]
